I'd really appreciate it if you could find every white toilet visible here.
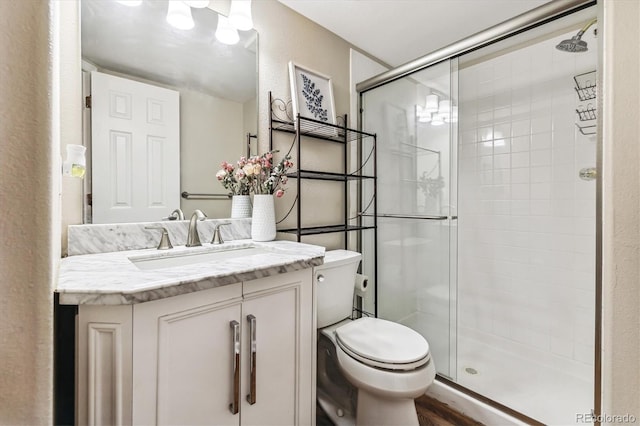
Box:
[315,250,436,426]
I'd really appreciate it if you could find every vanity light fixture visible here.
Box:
[116,0,142,6]
[431,113,445,126]
[418,112,432,123]
[416,105,432,123]
[215,14,240,45]
[229,0,253,31]
[166,0,195,30]
[425,94,439,113]
[183,0,210,8]
[438,99,451,120]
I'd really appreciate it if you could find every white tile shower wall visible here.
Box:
[457,30,597,378]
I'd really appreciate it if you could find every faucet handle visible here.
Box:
[211,223,232,245]
[145,226,173,250]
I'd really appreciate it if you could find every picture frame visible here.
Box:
[288,61,336,126]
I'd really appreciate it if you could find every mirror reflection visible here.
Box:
[81,0,258,223]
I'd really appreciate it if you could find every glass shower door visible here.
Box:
[360,60,457,378]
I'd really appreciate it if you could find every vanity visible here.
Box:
[57,223,324,425]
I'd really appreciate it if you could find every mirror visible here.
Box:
[81,0,258,223]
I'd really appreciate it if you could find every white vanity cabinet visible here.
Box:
[76,269,314,426]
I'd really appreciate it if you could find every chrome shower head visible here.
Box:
[556,35,588,52]
[556,18,596,53]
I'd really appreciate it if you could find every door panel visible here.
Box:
[155,302,242,426]
[91,71,180,223]
[241,287,299,426]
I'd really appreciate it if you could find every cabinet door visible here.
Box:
[241,269,314,426]
[133,284,243,426]
[77,304,133,426]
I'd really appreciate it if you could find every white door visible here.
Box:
[91,71,180,223]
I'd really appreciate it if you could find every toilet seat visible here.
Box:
[335,317,430,371]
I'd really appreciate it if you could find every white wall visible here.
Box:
[180,88,245,218]
[0,1,57,423]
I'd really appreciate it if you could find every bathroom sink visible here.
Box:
[129,245,270,270]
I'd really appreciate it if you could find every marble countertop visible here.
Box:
[57,240,325,305]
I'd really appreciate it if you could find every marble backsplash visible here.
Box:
[67,218,252,256]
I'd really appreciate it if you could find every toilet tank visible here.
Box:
[315,250,362,328]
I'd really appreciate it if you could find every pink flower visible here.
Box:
[275,189,285,198]
[216,169,227,180]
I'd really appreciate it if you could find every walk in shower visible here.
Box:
[358,2,598,424]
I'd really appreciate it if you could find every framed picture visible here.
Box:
[288,61,336,126]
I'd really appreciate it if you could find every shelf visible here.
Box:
[573,71,596,101]
[278,224,376,236]
[286,170,375,181]
[268,91,377,250]
[271,116,376,143]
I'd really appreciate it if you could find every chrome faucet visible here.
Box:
[211,223,232,245]
[170,208,185,220]
[186,209,207,247]
[145,226,173,250]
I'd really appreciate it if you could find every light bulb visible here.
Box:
[228,0,253,31]
[431,114,445,126]
[116,0,142,6]
[439,99,450,112]
[216,14,239,45]
[416,106,431,123]
[418,112,432,123]
[166,1,195,30]
[425,94,439,113]
[184,0,210,7]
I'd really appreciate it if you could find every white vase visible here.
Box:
[251,194,276,242]
[231,195,252,219]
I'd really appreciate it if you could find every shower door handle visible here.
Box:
[246,314,257,405]
[229,320,240,415]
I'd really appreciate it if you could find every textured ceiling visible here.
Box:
[277,0,550,67]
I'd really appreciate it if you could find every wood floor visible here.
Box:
[317,394,483,426]
[415,395,484,426]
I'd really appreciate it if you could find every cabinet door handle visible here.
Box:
[229,320,240,415]
[246,314,257,405]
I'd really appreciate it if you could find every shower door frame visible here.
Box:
[357,0,601,423]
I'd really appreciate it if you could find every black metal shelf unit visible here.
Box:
[268,92,377,247]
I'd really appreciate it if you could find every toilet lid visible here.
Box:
[335,317,430,370]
